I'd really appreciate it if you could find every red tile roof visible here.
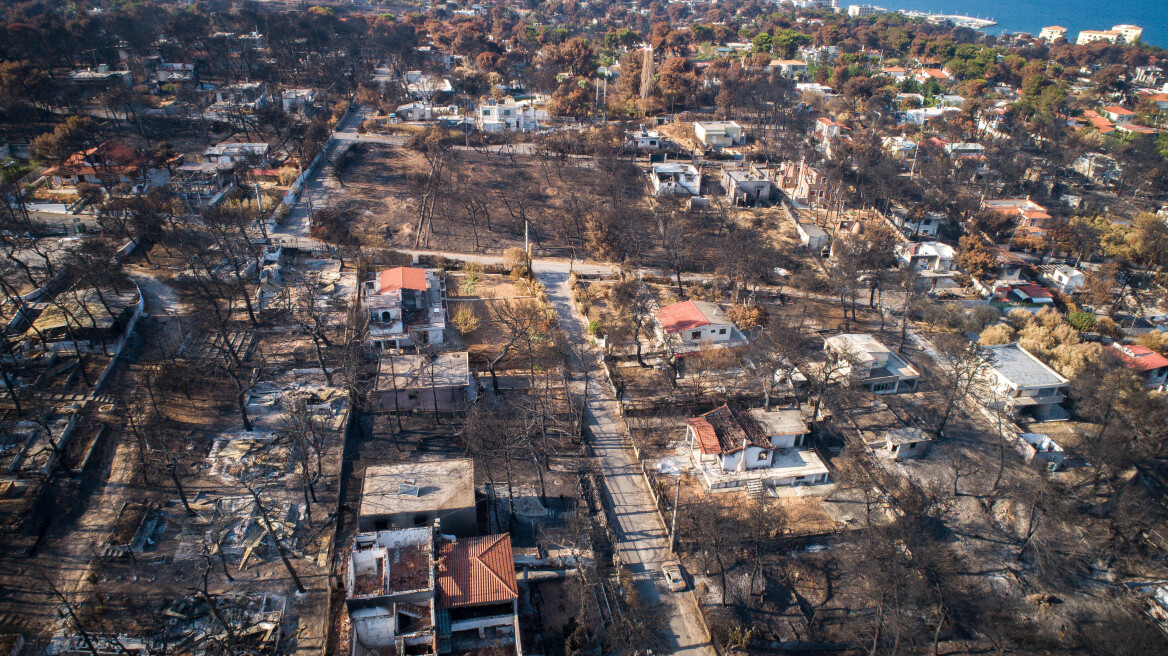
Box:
[686,404,769,455]
[1103,105,1134,116]
[1013,283,1053,300]
[436,534,519,608]
[1109,344,1168,372]
[377,267,427,294]
[654,300,710,334]
[687,416,721,455]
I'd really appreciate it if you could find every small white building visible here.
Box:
[1017,433,1065,470]
[887,205,945,238]
[653,300,739,352]
[627,128,664,149]
[693,121,744,149]
[882,136,917,158]
[649,163,701,196]
[395,101,434,121]
[824,333,920,394]
[281,88,320,114]
[897,242,957,272]
[1035,265,1084,294]
[883,427,931,460]
[797,222,829,252]
[980,343,1070,422]
[686,405,828,492]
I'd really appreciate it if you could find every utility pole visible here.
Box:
[669,473,681,552]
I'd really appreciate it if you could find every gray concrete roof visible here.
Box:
[748,408,808,436]
[359,459,475,520]
[983,343,1068,388]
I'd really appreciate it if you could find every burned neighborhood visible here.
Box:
[3,1,1168,656]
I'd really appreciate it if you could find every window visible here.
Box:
[757,451,768,462]
[691,331,702,340]
[907,442,916,449]
[719,328,727,335]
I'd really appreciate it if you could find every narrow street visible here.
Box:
[540,269,715,656]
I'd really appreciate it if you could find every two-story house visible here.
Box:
[346,525,522,656]
[887,205,946,238]
[823,333,920,394]
[476,98,546,132]
[897,242,957,272]
[721,164,775,206]
[686,405,829,493]
[364,267,446,350]
[693,121,744,149]
[980,343,1070,422]
[774,158,827,208]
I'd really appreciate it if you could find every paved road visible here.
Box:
[539,268,714,656]
[393,249,712,655]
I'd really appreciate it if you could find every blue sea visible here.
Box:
[889,0,1168,48]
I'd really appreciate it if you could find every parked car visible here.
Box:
[661,561,686,592]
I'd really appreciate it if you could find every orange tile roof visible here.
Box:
[686,416,721,455]
[1110,344,1168,372]
[436,534,518,608]
[377,267,427,294]
[654,300,710,334]
[1103,105,1134,115]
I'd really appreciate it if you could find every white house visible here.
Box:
[720,165,774,206]
[627,128,664,149]
[768,59,807,78]
[824,333,920,394]
[882,136,917,158]
[686,405,828,492]
[897,242,957,272]
[281,88,320,114]
[797,222,829,252]
[980,343,1070,422]
[476,98,546,132]
[693,121,744,149]
[649,163,701,196]
[203,141,270,166]
[1035,265,1085,294]
[1038,26,1067,43]
[653,300,739,353]
[364,267,446,350]
[815,117,848,139]
[887,205,945,238]
[395,101,434,121]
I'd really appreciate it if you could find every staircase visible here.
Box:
[746,480,766,499]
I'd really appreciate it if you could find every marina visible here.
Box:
[899,10,998,29]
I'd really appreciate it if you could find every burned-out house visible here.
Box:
[374,351,475,412]
[364,267,446,350]
[346,526,522,656]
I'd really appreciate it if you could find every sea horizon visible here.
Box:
[887,0,1168,48]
